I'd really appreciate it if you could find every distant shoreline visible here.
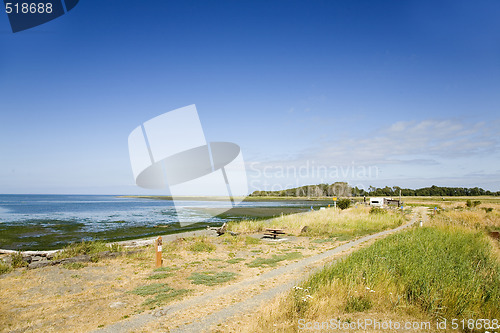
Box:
[117,195,330,201]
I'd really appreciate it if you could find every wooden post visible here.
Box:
[155,236,163,268]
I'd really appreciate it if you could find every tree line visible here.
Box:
[250,184,500,197]
[356,185,500,197]
[250,182,351,197]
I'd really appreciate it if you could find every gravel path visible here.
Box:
[94,210,422,333]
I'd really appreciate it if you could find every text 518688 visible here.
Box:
[5,2,53,14]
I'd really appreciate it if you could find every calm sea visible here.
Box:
[0,195,308,250]
[0,194,221,226]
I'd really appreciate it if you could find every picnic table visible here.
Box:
[264,228,285,239]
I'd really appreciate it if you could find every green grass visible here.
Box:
[146,272,174,280]
[188,271,237,286]
[221,234,262,247]
[141,289,190,308]
[245,236,261,245]
[153,266,179,272]
[247,252,303,268]
[344,295,372,313]
[0,261,12,275]
[54,240,121,260]
[188,238,216,252]
[226,258,246,264]
[304,226,500,319]
[129,283,190,309]
[62,262,87,270]
[311,238,335,243]
[130,283,171,296]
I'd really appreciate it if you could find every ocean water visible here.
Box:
[0,195,219,228]
[0,195,311,250]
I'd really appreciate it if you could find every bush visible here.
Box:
[337,198,351,210]
[466,199,481,208]
[11,252,28,268]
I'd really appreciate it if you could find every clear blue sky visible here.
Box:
[1,0,499,194]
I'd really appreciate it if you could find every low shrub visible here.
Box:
[11,252,28,268]
[337,198,351,210]
[466,199,481,208]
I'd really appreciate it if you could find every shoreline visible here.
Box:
[0,228,219,255]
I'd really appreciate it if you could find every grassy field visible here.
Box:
[238,205,500,332]
[228,205,406,241]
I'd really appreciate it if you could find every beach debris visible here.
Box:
[214,223,228,235]
[206,222,228,235]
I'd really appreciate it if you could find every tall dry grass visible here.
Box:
[228,206,405,239]
[428,207,500,231]
[241,208,500,332]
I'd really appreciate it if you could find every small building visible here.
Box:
[369,197,401,207]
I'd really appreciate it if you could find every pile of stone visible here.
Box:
[0,249,139,269]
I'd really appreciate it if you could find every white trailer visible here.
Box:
[369,197,390,207]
